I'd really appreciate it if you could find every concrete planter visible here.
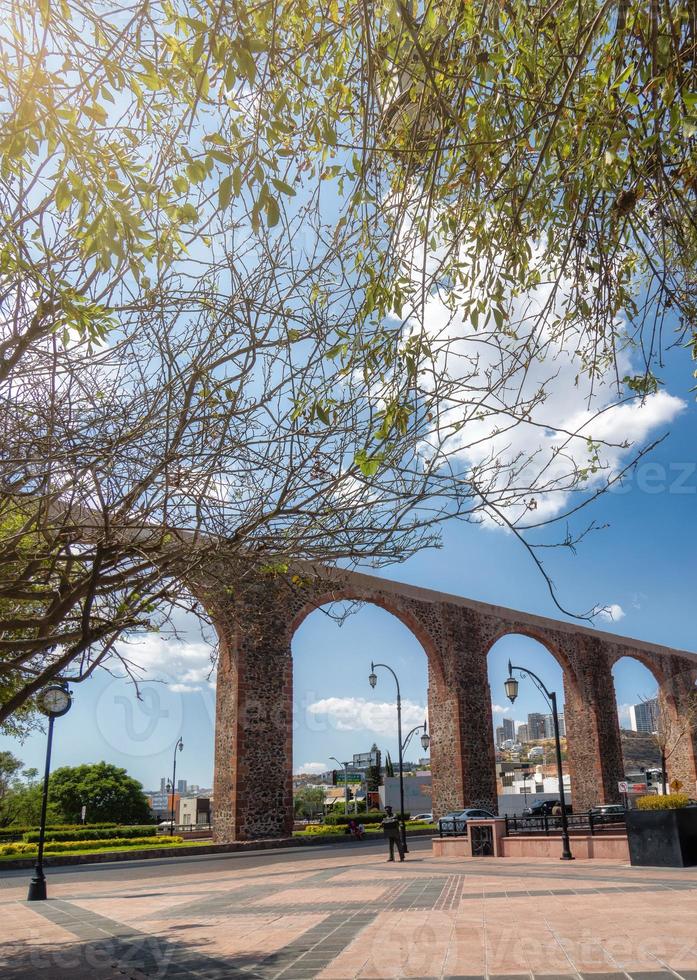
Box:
[626,807,697,867]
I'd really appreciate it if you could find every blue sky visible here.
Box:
[2,342,695,792]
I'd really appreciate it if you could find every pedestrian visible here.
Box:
[381,805,405,862]
[551,802,562,816]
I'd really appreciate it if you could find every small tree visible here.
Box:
[48,762,152,825]
[293,786,325,820]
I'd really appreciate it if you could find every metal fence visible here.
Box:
[504,810,625,836]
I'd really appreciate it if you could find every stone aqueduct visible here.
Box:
[195,566,697,842]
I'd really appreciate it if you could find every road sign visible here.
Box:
[333,770,362,784]
[618,781,628,794]
[630,782,647,793]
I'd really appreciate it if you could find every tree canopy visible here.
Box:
[47,762,153,824]
[1,0,693,726]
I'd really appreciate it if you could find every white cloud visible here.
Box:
[404,233,686,524]
[597,604,626,623]
[617,703,633,725]
[115,634,215,693]
[491,703,511,715]
[306,696,426,735]
[295,762,327,775]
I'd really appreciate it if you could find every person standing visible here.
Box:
[381,805,404,862]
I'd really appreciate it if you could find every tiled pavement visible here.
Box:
[1,839,696,979]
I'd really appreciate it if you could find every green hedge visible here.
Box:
[23,825,156,843]
[636,793,690,810]
[0,822,118,843]
[0,835,182,857]
[324,811,409,826]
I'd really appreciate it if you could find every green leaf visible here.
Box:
[55,181,71,212]
[354,450,383,478]
[83,103,107,125]
[271,177,296,197]
[218,175,232,209]
[266,195,280,227]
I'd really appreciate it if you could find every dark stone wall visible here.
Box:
[195,567,697,842]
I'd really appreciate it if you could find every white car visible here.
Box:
[437,808,495,835]
[409,812,433,823]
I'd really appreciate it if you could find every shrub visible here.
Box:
[0,842,37,856]
[297,824,345,835]
[44,835,182,853]
[324,811,408,826]
[0,822,119,843]
[0,835,183,857]
[23,825,156,843]
[636,793,691,811]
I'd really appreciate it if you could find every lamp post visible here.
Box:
[402,720,430,756]
[170,737,183,831]
[28,684,73,901]
[505,660,574,860]
[330,756,352,813]
[369,661,411,852]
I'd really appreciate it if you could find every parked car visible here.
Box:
[438,808,495,835]
[589,803,626,825]
[409,813,433,823]
[522,800,572,817]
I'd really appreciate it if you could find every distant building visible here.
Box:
[543,713,566,738]
[160,777,167,794]
[495,726,505,747]
[527,713,547,740]
[179,796,211,826]
[177,779,188,794]
[630,698,660,734]
[502,717,515,741]
[517,723,529,743]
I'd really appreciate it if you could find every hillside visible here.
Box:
[620,730,661,770]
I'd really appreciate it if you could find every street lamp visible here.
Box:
[369,661,409,852]
[505,659,574,861]
[402,719,430,755]
[170,737,183,831]
[329,756,353,813]
[27,684,73,901]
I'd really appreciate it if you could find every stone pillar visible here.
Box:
[210,581,294,842]
[660,661,697,791]
[564,639,624,811]
[430,605,498,816]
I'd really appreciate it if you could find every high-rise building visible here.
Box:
[502,717,515,741]
[177,779,187,794]
[517,723,529,743]
[527,713,547,740]
[495,726,505,748]
[629,698,659,734]
[542,713,566,738]
[160,777,167,794]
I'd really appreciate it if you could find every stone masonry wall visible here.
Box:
[195,565,697,842]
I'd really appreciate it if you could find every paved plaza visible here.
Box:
[1,838,696,979]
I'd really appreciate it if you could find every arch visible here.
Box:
[291,597,431,819]
[290,588,445,686]
[482,625,580,697]
[487,632,572,815]
[611,652,697,791]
